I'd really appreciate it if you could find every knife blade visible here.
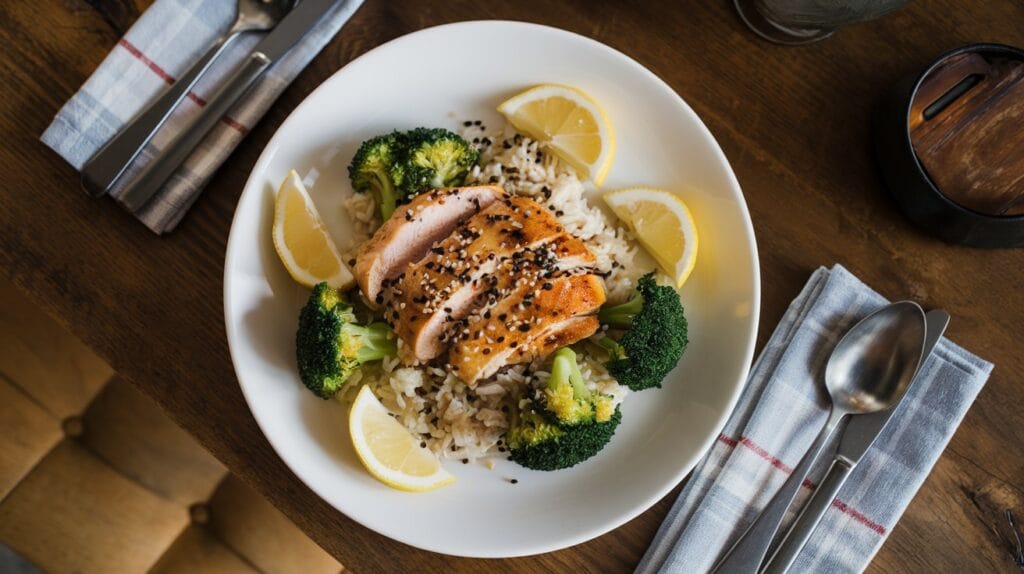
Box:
[118,0,348,213]
[760,308,950,574]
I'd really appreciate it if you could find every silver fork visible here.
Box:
[81,0,296,197]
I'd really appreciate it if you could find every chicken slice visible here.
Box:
[354,185,505,305]
[451,273,606,385]
[388,196,596,362]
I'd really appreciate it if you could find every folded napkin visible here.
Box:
[637,264,993,574]
[41,0,364,234]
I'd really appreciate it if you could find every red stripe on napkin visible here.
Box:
[117,38,247,135]
[716,434,887,535]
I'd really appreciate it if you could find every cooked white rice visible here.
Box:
[338,124,646,462]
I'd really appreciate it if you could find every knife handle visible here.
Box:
[760,457,855,574]
[118,51,271,213]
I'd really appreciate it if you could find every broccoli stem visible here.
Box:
[375,172,398,220]
[345,322,397,363]
[595,336,627,360]
[597,291,644,328]
[549,348,591,401]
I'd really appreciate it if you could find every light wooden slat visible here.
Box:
[0,279,112,418]
[80,376,227,505]
[208,476,343,574]
[0,376,62,500]
[149,524,259,574]
[0,440,189,574]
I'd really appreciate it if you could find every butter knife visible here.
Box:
[118,0,347,212]
[760,308,951,574]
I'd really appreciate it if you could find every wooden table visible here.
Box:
[3,1,1022,571]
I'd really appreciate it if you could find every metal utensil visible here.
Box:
[712,301,927,574]
[761,309,950,574]
[81,0,296,197]
[116,0,345,213]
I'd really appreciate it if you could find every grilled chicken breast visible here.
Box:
[386,196,595,362]
[450,273,606,385]
[354,185,505,305]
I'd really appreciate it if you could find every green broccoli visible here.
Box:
[596,272,688,391]
[506,348,622,471]
[296,283,397,399]
[390,128,478,197]
[348,132,403,220]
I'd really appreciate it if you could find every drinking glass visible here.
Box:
[734,0,910,45]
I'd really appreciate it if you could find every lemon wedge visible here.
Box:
[349,385,455,492]
[604,188,699,288]
[272,170,353,289]
[497,84,615,185]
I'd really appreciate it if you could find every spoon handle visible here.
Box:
[760,457,854,574]
[711,409,844,574]
[81,32,239,197]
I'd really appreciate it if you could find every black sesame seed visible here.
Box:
[542,282,553,290]
[511,341,519,348]
[510,479,519,484]
[463,120,473,127]
[483,348,491,355]
[375,294,384,304]
[518,324,530,332]
[420,441,427,448]
[473,120,482,126]
[462,459,469,464]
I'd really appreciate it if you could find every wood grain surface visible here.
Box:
[1,1,1022,572]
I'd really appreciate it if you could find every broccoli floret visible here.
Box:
[391,128,478,197]
[348,132,403,220]
[296,283,397,399]
[507,407,622,472]
[597,272,688,391]
[506,348,621,471]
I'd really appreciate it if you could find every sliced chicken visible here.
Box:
[450,273,606,385]
[354,185,505,305]
[387,197,595,362]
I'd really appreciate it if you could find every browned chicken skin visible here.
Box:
[356,188,605,384]
[385,196,595,362]
[450,274,606,385]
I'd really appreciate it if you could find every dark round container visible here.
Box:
[873,43,1024,248]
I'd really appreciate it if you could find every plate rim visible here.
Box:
[223,19,760,558]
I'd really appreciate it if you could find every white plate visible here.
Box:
[224,21,759,558]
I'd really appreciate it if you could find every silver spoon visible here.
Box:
[712,301,927,574]
[81,0,296,197]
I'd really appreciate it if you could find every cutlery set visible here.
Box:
[713,303,949,573]
[81,0,345,210]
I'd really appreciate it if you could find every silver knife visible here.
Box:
[760,308,951,574]
[117,0,347,213]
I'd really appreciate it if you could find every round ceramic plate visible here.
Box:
[224,21,759,558]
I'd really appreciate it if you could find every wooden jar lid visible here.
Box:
[874,43,1024,248]
[910,51,1024,216]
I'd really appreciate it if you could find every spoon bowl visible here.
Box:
[826,301,927,414]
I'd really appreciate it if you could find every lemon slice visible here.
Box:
[604,188,699,288]
[497,84,615,185]
[349,385,455,492]
[272,170,353,289]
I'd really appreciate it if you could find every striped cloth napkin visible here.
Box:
[637,264,993,573]
[41,0,364,234]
